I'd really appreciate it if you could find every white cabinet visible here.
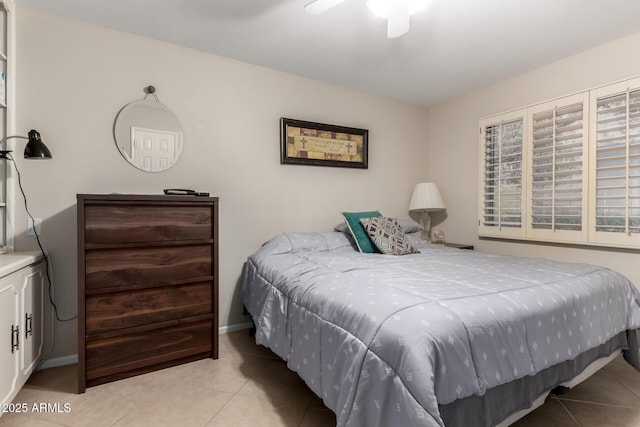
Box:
[19,264,44,378]
[0,273,19,409]
[0,253,44,414]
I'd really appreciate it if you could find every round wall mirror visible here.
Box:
[114,88,184,172]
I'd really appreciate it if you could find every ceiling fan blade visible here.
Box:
[305,0,348,15]
[387,1,410,38]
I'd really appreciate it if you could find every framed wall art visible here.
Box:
[280,118,368,169]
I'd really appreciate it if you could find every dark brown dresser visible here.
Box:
[76,194,218,392]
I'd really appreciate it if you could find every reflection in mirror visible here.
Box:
[114,87,184,172]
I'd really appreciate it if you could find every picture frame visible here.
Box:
[280,118,368,169]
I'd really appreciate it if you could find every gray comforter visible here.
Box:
[242,232,640,426]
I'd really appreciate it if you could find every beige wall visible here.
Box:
[427,32,640,287]
[13,8,429,360]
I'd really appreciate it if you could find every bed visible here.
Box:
[241,229,640,426]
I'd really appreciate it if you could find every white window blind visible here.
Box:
[593,88,640,238]
[529,97,587,242]
[479,113,525,237]
[478,75,640,249]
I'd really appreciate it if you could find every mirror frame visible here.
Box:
[114,94,184,173]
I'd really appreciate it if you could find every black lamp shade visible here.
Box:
[24,129,52,159]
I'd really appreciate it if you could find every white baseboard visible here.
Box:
[219,322,253,334]
[37,323,253,370]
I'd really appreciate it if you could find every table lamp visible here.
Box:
[409,182,446,242]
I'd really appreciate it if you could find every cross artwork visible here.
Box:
[281,119,368,168]
[345,142,353,153]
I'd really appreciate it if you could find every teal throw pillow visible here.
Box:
[342,211,383,253]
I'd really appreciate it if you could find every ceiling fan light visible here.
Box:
[407,0,428,15]
[367,0,427,18]
[366,0,389,18]
[305,0,347,15]
[387,1,410,38]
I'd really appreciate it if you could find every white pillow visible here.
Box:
[334,217,423,234]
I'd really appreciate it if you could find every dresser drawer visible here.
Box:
[85,282,212,334]
[85,317,212,383]
[85,245,212,291]
[84,204,212,244]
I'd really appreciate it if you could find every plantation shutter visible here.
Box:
[529,96,587,241]
[479,76,640,248]
[479,113,525,237]
[593,88,640,239]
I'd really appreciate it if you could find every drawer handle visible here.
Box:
[11,325,20,353]
[25,313,33,338]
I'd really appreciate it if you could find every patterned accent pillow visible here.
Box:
[359,217,420,255]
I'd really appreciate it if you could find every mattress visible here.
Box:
[242,231,640,426]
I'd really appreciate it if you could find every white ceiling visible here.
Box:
[18,0,640,106]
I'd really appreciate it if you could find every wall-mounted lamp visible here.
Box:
[409,182,446,242]
[0,129,53,160]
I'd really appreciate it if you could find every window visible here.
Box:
[478,111,525,238]
[527,94,588,243]
[589,79,640,247]
[478,76,640,249]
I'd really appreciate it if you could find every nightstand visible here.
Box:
[444,243,474,250]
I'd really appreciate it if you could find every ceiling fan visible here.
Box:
[305,0,427,38]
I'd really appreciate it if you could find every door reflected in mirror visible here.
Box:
[114,93,184,172]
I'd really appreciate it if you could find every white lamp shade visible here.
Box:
[409,182,446,212]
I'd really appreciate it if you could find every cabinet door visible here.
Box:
[19,262,44,379]
[0,274,19,408]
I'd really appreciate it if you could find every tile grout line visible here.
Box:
[209,344,254,426]
[555,398,583,427]
[110,412,129,427]
[556,397,639,409]
[231,332,335,424]
[202,389,238,427]
[555,367,640,410]
[297,405,313,427]
[601,366,640,400]
[205,341,283,426]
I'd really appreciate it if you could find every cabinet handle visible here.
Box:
[11,325,20,353]
[25,313,33,338]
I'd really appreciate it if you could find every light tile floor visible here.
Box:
[2,331,640,426]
